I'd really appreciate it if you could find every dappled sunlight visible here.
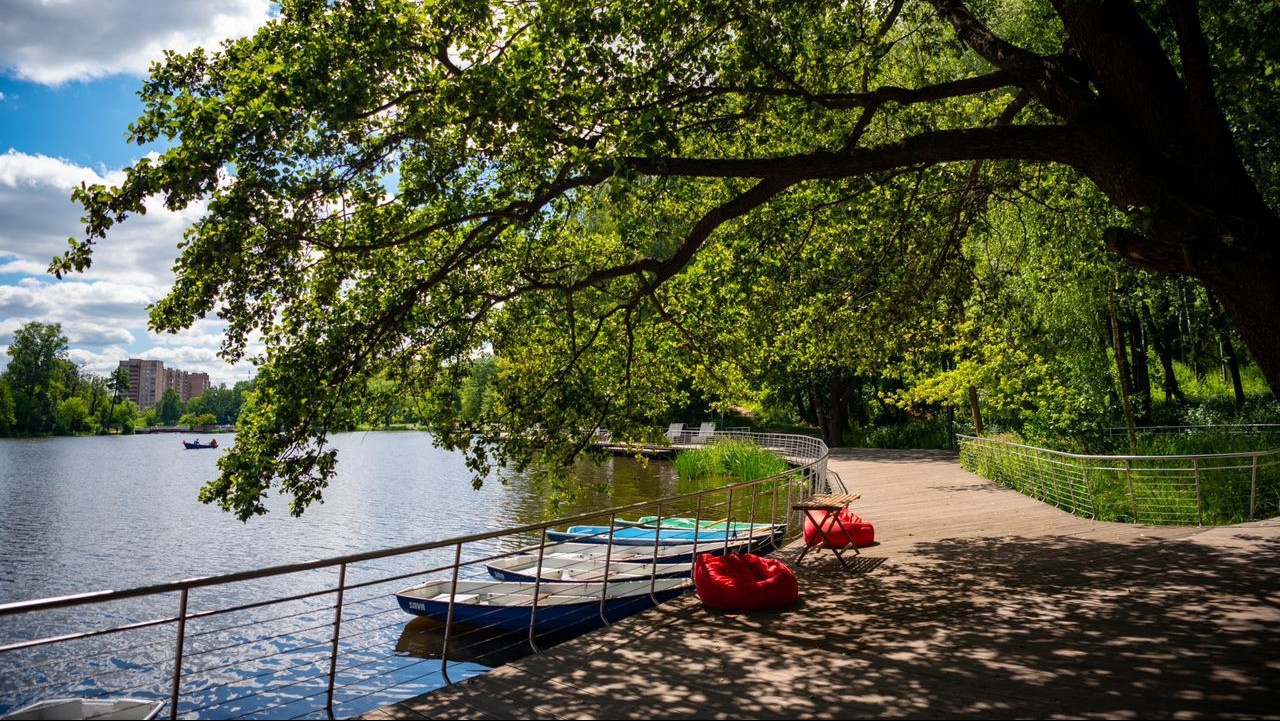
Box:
[370,452,1279,720]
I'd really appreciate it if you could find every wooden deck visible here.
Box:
[363,448,1280,720]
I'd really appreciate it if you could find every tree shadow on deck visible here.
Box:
[398,530,1280,719]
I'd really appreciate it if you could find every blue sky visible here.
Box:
[0,1,272,385]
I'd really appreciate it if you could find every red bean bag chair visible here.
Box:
[693,553,798,611]
[802,508,875,548]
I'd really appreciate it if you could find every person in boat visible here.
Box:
[211,438,218,448]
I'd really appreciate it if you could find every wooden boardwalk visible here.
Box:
[363,448,1280,719]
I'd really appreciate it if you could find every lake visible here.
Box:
[0,431,698,718]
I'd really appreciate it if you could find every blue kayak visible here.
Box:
[546,524,785,548]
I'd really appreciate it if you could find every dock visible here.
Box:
[363,448,1280,719]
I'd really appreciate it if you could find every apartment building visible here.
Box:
[118,359,211,408]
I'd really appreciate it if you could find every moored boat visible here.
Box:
[2,698,163,720]
[546,523,784,548]
[620,516,780,533]
[486,554,693,583]
[522,540,752,565]
[395,578,690,633]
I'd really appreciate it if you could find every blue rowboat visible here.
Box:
[546,524,785,548]
[486,554,693,583]
[394,579,689,633]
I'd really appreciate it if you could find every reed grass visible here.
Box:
[674,439,790,482]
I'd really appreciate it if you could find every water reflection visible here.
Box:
[0,431,762,718]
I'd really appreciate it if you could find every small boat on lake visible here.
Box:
[182,439,219,450]
[395,578,689,633]
[486,554,693,583]
[2,698,162,720]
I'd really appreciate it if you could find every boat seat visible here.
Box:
[429,593,479,603]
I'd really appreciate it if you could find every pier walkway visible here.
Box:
[363,448,1280,719]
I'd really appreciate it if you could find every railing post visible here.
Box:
[169,588,188,721]
[1125,459,1139,523]
[650,501,667,603]
[784,469,795,535]
[722,487,734,555]
[1080,459,1096,519]
[1250,455,1259,521]
[439,542,463,684]
[1193,459,1203,526]
[528,528,549,652]
[748,482,760,553]
[599,511,617,624]
[325,562,347,714]
[769,471,779,533]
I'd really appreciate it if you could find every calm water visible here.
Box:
[0,432,709,718]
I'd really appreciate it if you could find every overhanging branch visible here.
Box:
[624,125,1082,180]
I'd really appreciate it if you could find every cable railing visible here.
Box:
[957,434,1280,525]
[0,431,827,720]
[1105,423,1280,436]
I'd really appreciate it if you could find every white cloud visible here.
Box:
[0,0,273,85]
[0,149,205,287]
[0,150,257,386]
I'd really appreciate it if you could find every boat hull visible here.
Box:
[524,540,751,565]
[395,579,689,633]
[486,555,694,583]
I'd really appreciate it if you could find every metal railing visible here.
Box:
[958,434,1280,525]
[0,431,827,720]
[1105,424,1280,436]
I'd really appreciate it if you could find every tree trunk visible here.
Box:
[1108,279,1137,452]
[966,385,984,435]
[794,389,811,425]
[1142,300,1185,407]
[1204,288,1249,408]
[1202,257,1280,402]
[847,375,868,427]
[1126,305,1152,424]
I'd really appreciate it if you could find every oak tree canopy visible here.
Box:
[59,0,1280,519]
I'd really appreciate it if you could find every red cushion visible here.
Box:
[802,508,875,548]
[693,553,798,611]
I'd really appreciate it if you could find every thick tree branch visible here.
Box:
[1048,0,1188,135]
[615,69,1022,115]
[929,0,1094,117]
[536,178,794,295]
[927,0,1049,72]
[624,125,1082,181]
[1166,0,1215,111]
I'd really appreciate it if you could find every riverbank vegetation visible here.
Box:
[0,321,258,437]
[48,0,1280,518]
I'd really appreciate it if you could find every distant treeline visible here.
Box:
[0,321,256,437]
